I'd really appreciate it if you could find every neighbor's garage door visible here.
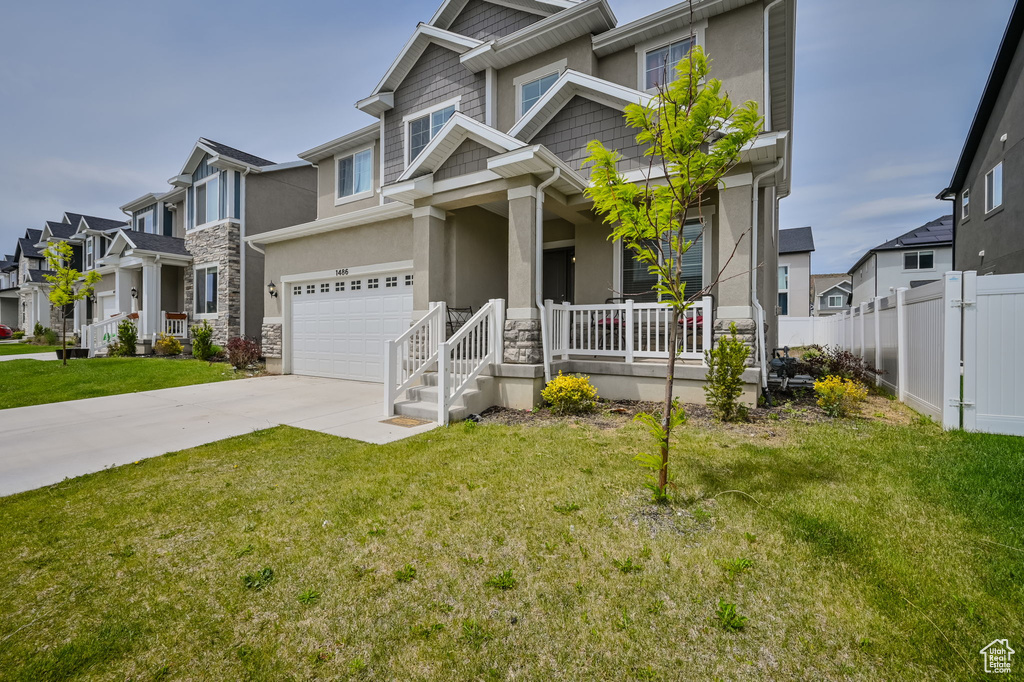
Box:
[289,270,413,382]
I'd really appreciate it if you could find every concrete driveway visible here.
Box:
[0,375,436,497]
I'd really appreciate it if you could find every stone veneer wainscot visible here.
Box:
[184,223,242,345]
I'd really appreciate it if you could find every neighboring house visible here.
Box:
[68,139,316,351]
[14,228,55,332]
[848,216,953,305]
[811,273,851,317]
[938,0,1023,274]
[0,253,19,327]
[248,0,797,418]
[778,226,813,316]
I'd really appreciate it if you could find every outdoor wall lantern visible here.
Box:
[267,281,278,298]
[130,287,138,299]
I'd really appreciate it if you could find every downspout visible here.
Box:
[536,167,561,383]
[750,157,785,389]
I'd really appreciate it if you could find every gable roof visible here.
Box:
[429,0,575,29]
[939,0,1023,197]
[174,138,276,181]
[459,0,616,72]
[42,221,77,241]
[779,226,814,254]
[22,269,55,284]
[399,112,523,181]
[105,231,191,259]
[818,281,852,297]
[509,69,651,141]
[849,216,954,273]
[16,230,43,260]
[357,24,484,114]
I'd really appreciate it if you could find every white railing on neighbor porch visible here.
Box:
[385,301,447,416]
[87,313,133,357]
[437,299,505,425]
[547,296,713,363]
[162,312,189,339]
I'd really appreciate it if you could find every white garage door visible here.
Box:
[289,271,413,382]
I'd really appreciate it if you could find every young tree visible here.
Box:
[43,240,101,366]
[585,46,762,501]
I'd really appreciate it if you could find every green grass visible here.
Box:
[0,418,1020,680]
[0,357,240,409]
[0,343,61,356]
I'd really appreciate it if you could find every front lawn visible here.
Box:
[0,357,240,409]
[0,343,61,356]
[0,412,1019,680]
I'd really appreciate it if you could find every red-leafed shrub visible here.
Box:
[226,336,261,370]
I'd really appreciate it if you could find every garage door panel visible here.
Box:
[289,269,413,383]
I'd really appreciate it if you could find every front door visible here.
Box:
[543,247,575,303]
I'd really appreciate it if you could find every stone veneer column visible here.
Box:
[184,222,241,345]
[503,185,542,364]
[412,206,447,316]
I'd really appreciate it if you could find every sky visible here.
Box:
[0,0,1016,273]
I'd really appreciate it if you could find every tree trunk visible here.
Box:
[658,312,681,491]
[62,314,68,366]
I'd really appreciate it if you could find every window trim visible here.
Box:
[193,262,220,318]
[513,59,567,121]
[827,294,844,308]
[902,250,935,272]
[615,218,708,303]
[984,162,1003,214]
[635,23,706,93]
[961,188,970,220]
[85,236,94,270]
[191,173,222,230]
[334,145,375,206]
[403,96,462,169]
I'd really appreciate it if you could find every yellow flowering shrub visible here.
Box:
[153,333,183,356]
[541,372,599,415]
[814,375,868,418]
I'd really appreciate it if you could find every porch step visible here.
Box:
[394,373,497,423]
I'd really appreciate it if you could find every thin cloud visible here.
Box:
[840,194,947,222]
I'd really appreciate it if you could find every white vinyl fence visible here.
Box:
[777,271,1024,436]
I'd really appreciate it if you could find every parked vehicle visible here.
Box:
[0,324,12,339]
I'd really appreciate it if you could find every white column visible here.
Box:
[142,260,161,341]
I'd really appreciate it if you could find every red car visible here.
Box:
[0,324,12,339]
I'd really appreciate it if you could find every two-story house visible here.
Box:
[248,0,796,421]
[71,139,316,353]
[811,273,851,317]
[0,253,19,327]
[848,216,953,305]
[778,226,813,316]
[938,0,1023,274]
[14,228,55,333]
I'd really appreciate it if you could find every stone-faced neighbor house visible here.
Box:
[15,227,58,332]
[848,216,953,306]
[777,226,813,316]
[0,253,18,327]
[71,139,316,352]
[939,0,1023,275]
[248,0,797,422]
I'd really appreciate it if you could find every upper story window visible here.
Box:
[134,205,157,234]
[194,174,220,228]
[644,36,695,90]
[961,189,970,220]
[85,237,94,269]
[514,60,566,119]
[777,265,790,315]
[827,294,844,308]
[904,250,934,271]
[405,98,459,166]
[985,162,1003,213]
[521,73,559,116]
[187,156,235,231]
[337,148,373,204]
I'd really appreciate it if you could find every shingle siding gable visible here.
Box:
[448,0,541,41]
[434,139,496,181]
[531,96,643,173]
[383,42,487,184]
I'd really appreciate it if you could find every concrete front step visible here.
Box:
[394,373,496,423]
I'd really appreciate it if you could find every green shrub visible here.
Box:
[210,344,226,361]
[33,322,44,337]
[541,371,599,415]
[703,322,750,422]
[191,321,214,360]
[11,330,24,339]
[153,333,183,356]
[109,319,137,357]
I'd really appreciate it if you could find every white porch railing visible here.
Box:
[87,313,132,358]
[547,296,713,363]
[385,302,447,416]
[437,299,505,425]
[163,312,189,339]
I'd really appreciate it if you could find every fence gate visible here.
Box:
[962,271,1024,436]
